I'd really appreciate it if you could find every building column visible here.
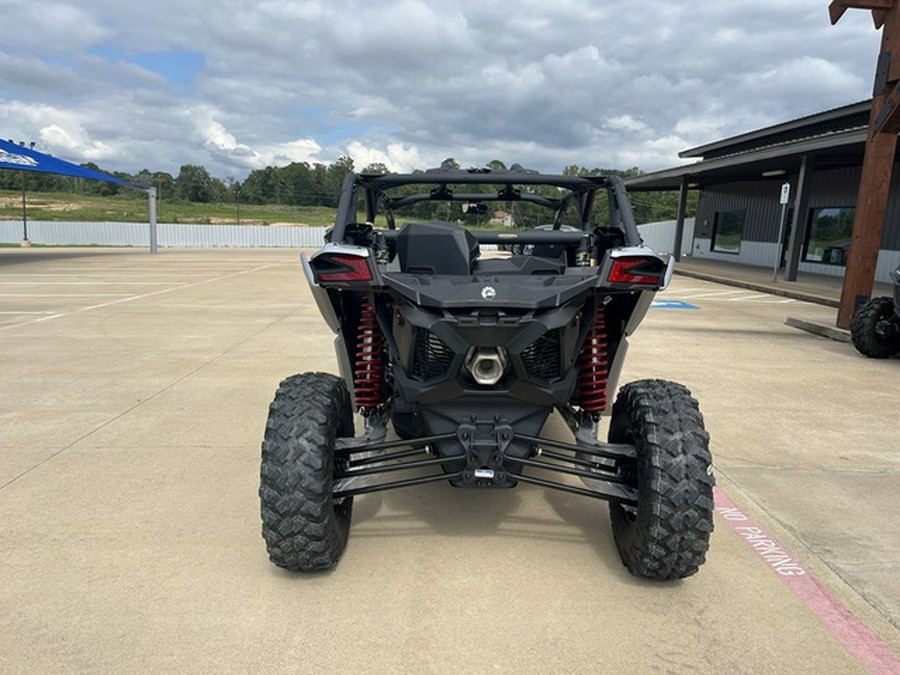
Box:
[784,155,812,282]
[831,0,900,328]
[673,177,689,262]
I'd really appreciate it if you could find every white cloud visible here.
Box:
[0,0,884,178]
[0,101,114,160]
[0,3,107,53]
[260,139,324,167]
[605,115,648,133]
[740,57,866,99]
[38,123,114,161]
[345,141,423,173]
[615,135,693,170]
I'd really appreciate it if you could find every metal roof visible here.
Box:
[679,100,871,159]
[626,100,874,192]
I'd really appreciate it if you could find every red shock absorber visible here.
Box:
[577,307,609,414]
[354,296,386,413]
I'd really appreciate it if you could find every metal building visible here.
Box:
[627,99,900,283]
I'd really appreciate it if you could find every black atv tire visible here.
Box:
[260,372,354,571]
[850,297,900,359]
[608,379,714,580]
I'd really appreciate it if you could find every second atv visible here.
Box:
[851,263,900,358]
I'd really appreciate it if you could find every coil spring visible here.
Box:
[354,296,386,412]
[577,308,609,414]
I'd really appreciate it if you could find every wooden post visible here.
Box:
[831,0,900,328]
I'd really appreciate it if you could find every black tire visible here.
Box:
[608,379,714,580]
[850,297,900,359]
[260,372,354,571]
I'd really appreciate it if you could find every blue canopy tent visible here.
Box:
[0,138,158,253]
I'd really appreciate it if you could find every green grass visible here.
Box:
[0,190,337,226]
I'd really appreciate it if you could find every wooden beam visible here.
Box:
[830,0,897,24]
[836,3,900,328]
[829,0,848,24]
[836,127,897,326]
[873,80,900,132]
[829,0,848,23]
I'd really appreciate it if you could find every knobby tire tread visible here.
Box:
[609,379,714,580]
[850,297,900,359]
[259,372,353,571]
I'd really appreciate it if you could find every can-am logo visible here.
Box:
[481,286,497,300]
[0,149,38,167]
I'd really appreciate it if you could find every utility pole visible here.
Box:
[830,0,900,328]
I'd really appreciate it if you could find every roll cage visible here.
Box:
[329,165,642,246]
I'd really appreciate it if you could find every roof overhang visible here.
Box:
[678,101,871,159]
[626,128,869,192]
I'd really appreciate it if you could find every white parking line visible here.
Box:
[0,270,246,277]
[662,289,801,306]
[0,293,136,297]
[727,294,772,302]
[0,267,276,275]
[0,263,286,332]
[0,281,172,286]
[677,290,748,299]
[660,287,707,294]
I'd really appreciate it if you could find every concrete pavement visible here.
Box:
[0,247,898,673]
[673,256,896,308]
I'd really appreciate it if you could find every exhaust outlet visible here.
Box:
[466,348,508,386]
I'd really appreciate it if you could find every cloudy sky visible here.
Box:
[0,1,884,179]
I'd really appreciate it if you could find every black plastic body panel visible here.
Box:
[394,221,480,275]
[308,168,667,493]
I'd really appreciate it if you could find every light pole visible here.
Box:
[21,172,29,245]
[19,141,34,247]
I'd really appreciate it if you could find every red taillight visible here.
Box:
[312,254,374,283]
[608,256,665,286]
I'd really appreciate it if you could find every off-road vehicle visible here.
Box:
[260,166,714,580]
[850,263,900,358]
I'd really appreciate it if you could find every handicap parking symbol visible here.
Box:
[651,300,700,310]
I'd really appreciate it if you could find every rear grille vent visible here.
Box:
[412,329,455,381]
[521,330,561,381]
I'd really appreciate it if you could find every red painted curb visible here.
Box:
[714,487,900,674]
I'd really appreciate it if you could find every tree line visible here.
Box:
[0,156,695,224]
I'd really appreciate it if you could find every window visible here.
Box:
[804,207,854,265]
[712,210,745,254]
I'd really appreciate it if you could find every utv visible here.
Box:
[260,166,714,580]
[850,263,900,358]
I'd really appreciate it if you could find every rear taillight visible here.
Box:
[607,256,667,287]
[312,253,374,283]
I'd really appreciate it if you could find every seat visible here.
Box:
[394,221,480,275]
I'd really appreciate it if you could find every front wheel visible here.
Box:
[608,379,714,580]
[260,372,354,571]
[850,297,900,359]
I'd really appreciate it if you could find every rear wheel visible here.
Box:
[850,297,900,359]
[260,372,354,571]
[608,379,714,580]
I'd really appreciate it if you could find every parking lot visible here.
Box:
[1,247,898,673]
